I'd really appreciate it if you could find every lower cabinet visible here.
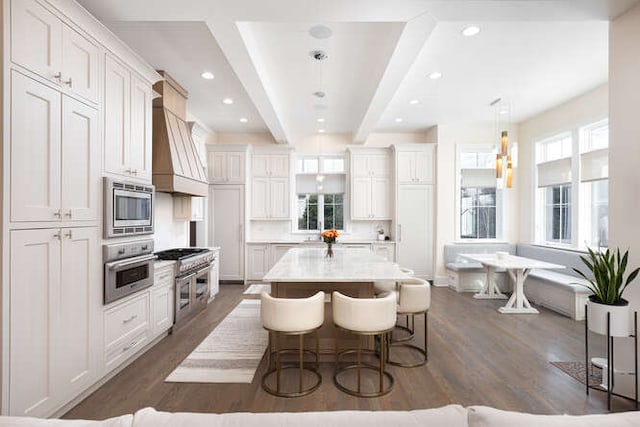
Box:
[152,265,175,335]
[372,242,395,262]
[9,227,101,417]
[246,243,269,281]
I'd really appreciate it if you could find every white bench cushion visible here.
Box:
[446,262,484,272]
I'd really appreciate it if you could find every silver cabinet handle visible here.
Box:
[62,77,72,87]
[398,224,402,242]
[239,224,244,242]
[156,273,170,281]
[53,209,62,218]
[107,254,157,270]
[64,209,72,218]
[53,72,62,82]
[64,230,73,239]
[122,314,138,324]
[122,338,142,352]
[53,231,62,240]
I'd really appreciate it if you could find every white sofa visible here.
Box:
[2,405,640,427]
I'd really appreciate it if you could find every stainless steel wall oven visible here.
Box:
[104,240,155,304]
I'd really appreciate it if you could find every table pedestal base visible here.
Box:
[498,306,539,314]
[497,268,539,314]
[474,266,507,300]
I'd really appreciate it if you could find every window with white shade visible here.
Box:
[457,145,503,240]
[295,155,346,232]
[534,120,608,249]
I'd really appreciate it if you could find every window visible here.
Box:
[457,145,503,240]
[295,155,346,232]
[534,120,608,249]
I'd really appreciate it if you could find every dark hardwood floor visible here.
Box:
[63,285,635,419]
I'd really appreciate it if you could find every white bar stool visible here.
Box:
[332,291,397,397]
[387,278,430,367]
[261,291,325,397]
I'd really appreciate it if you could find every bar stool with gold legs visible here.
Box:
[387,278,430,368]
[394,268,416,341]
[332,291,396,397]
[261,291,324,397]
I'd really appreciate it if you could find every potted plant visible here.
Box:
[573,247,640,336]
[377,226,385,241]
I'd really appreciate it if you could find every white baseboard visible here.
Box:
[433,276,450,287]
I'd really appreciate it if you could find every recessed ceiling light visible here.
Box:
[409,99,420,105]
[428,72,442,80]
[239,117,248,123]
[317,118,326,123]
[394,118,403,123]
[462,26,481,37]
[309,25,333,39]
[498,109,509,115]
[200,71,215,80]
[318,129,326,133]
[222,98,234,105]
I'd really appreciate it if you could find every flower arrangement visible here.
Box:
[321,229,339,258]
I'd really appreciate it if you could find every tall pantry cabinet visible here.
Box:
[393,145,436,280]
[3,0,160,417]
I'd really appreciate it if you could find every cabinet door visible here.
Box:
[397,152,415,184]
[397,185,433,279]
[372,244,395,262]
[152,284,174,335]
[226,152,246,183]
[247,244,269,280]
[369,154,390,177]
[11,0,62,83]
[61,96,99,221]
[9,229,61,417]
[130,74,153,182]
[252,155,270,177]
[268,155,289,177]
[11,71,61,222]
[351,178,372,219]
[208,152,226,183]
[269,178,289,219]
[61,26,98,103]
[351,154,369,177]
[211,186,245,281]
[251,178,269,219]
[271,244,296,266]
[191,197,205,221]
[371,177,391,219]
[104,55,130,177]
[414,151,434,184]
[173,196,191,221]
[58,227,100,404]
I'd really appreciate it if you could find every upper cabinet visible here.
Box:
[396,148,434,185]
[11,0,99,104]
[208,150,247,184]
[252,154,289,177]
[349,148,392,220]
[10,71,99,223]
[250,150,291,220]
[104,54,153,183]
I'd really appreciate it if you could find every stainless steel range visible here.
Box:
[155,248,214,325]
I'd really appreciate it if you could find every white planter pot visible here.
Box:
[587,298,631,337]
[377,234,385,241]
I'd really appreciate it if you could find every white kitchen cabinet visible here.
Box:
[208,151,246,184]
[11,0,99,104]
[173,196,206,222]
[372,242,395,262]
[271,244,297,266]
[9,227,100,417]
[104,54,152,182]
[152,283,174,336]
[210,185,245,281]
[252,154,289,177]
[247,243,270,280]
[11,71,99,223]
[397,150,434,184]
[251,177,290,219]
[208,251,220,301]
[396,185,434,279]
[349,149,391,220]
[191,197,205,221]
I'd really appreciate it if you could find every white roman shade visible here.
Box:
[580,148,608,182]
[537,158,571,188]
[460,168,496,188]
[296,174,345,194]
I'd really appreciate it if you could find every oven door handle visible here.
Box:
[195,266,211,275]
[107,254,157,270]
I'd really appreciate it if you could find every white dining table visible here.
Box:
[460,253,565,314]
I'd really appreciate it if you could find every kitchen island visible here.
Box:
[263,247,408,353]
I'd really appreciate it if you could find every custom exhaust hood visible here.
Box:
[152,71,208,197]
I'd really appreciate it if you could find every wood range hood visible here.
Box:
[152,70,208,197]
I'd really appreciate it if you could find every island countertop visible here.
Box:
[263,247,408,283]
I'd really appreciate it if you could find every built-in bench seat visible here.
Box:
[516,244,591,320]
[444,243,515,293]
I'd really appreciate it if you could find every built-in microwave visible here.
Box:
[104,177,154,238]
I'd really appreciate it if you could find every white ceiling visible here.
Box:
[77,0,638,144]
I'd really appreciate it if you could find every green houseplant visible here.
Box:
[573,247,639,336]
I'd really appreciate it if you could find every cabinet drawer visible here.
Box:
[104,291,150,353]
[104,328,150,371]
[154,267,174,287]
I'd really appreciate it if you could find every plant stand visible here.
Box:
[585,306,638,411]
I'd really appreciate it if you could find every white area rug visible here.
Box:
[165,299,267,383]
[243,283,271,295]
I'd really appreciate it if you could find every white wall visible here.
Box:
[433,123,520,282]
[153,192,189,251]
[516,84,608,244]
[609,1,640,398]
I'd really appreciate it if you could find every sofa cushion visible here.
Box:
[467,405,640,427]
[527,269,591,294]
[0,415,133,427]
[132,405,469,427]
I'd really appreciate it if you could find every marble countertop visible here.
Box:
[263,247,408,282]
[247,239,395,244]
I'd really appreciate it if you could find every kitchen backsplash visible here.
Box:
[248,220,393,242]
[154,192,189,250]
